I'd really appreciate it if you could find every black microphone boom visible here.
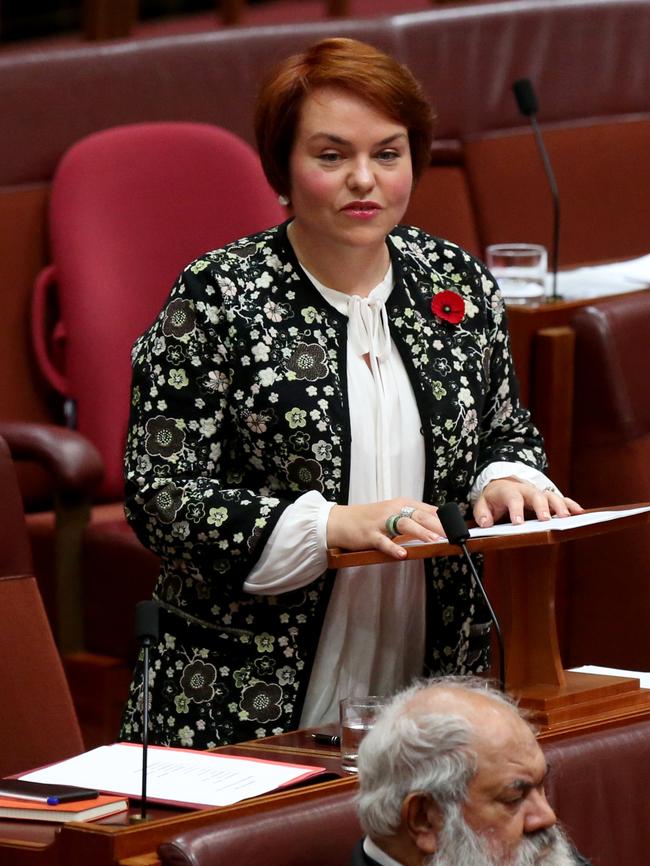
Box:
[512,78,561,301]
[512,78,538,117]
[133,600,159,823]
[438,503,506,692]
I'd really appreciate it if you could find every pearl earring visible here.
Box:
[278,194,290,207]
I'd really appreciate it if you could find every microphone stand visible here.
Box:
[438,503,506,692]
[529,113,560,302]
[512,78,562,302]
[131,600,159,823]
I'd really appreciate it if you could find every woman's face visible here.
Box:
[288,87,413,254]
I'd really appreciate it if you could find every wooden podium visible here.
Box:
[328,505,650,736]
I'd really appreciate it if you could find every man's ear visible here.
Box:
[401,792,443,855]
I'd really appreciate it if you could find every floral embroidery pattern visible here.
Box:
[119,222,546,750]
[143,483,183,524]
[162,298,196,337]
[145,416,185,458]
[180,659,217,703]
[240,681,283,723]
[286,342,328,381]
[287,457,323,491]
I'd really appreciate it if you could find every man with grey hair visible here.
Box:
[352,677,591,866]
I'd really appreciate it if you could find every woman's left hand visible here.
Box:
[472,477,584,528]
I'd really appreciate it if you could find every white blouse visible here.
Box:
[243,264,555,726]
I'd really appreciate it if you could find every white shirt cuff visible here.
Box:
[243,490,335,595]
[469,461,561,505]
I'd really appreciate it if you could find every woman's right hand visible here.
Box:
[326,498,444,559]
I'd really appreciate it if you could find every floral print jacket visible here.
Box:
[119,221,546,749]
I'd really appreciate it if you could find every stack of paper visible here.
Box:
[557,253,650,299]
[19,743,326,809]
[0,793,127,823]
[570,665,650,688]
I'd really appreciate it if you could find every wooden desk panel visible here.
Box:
[0,773,355,866]
[328,506,650,733]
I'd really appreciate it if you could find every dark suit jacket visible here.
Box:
[350,840,381,866]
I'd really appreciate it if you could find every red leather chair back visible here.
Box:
[571,293,650,455]
[564,292,650,668]
[0,434,83,775]
[0,573,84,776]
[404,141,482,258]
[543,719,650,866]
[158,782,361,866]
[35,122,285,501]
[0,435,33,578]
[464,117,650,265]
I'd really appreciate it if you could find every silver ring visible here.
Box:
[399,506,416,520]
[385,514,402,538]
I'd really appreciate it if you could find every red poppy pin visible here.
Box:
[431,290,465,325]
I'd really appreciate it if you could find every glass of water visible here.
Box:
[339,695,386,774]
[485,243,548,304]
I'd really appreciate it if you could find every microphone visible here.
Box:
[438,503,506,692]
[133,600,159,823]
[512,78,561,301]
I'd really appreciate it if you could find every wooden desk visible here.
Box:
[0,744,351,866]
[3,699,649,866]
[328,506,650,733]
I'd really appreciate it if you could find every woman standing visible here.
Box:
[120,38,581,748]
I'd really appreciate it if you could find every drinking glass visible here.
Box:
[485,243,548,304]
[339,695,386,774]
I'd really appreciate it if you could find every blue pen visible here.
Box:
[1,791,61,806]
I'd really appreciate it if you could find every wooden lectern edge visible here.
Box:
[327,502,650,569]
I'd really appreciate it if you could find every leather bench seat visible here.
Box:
[157,719,650,866]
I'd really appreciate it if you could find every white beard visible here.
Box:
[427,803,579,866]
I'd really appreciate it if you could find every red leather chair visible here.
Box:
[0,434,84,776]
[158,781,361,866]
[463,117,650,266]
[542,718,650,866]
[563,292,650,669]
[28,122,285,743]
[33,121,284,503]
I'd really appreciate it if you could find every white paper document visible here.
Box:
[467,506,650,538]
[557,253,650,299]
[20,743,325,808]
[402,506,650,547]
[570,665,650,689]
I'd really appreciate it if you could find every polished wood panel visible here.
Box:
[530,326,575,489]
[329,506,650,733]
[0,774,356,866]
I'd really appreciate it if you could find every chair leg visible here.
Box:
[54,496,91,653]
[219,0,246,25]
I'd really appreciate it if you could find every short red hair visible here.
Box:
[254,37,435,196]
